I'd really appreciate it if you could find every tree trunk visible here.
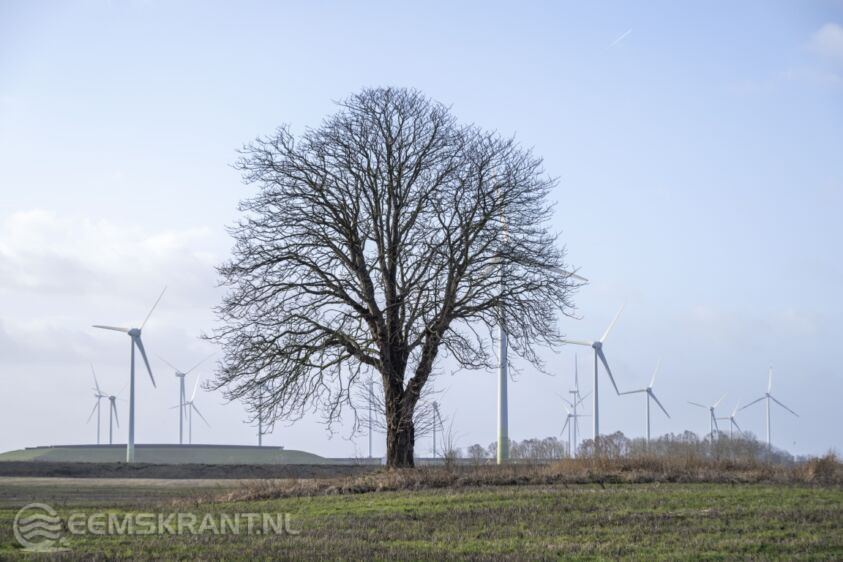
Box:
[386,421,415,468]
[384,382,415,468]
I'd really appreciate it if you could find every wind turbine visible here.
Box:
[560,304,625,445]
[92,287,165,462]
[432,400,443,458]
[717,403,743,439]
[566,354,586,456]
[740,366,798,449]
[86,364,107,445]
[158,354,214,445]
[619,360,670,445]
[491,233,586,464]
[560,390,590,457]
[106,393,120,445]
[181,373,209,444]
[688,394,726,441]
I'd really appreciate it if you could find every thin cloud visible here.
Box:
[809,22,843,63]
[605,28,632,51]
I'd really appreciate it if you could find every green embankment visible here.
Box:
[0,445,327,465]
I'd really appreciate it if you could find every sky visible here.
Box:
[1,1,842,459]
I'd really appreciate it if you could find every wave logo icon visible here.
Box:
[13,503,70,552]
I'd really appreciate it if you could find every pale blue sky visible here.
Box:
[1,1,841,457]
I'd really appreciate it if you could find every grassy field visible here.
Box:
[1,475,842,560]
[0,445,327,465]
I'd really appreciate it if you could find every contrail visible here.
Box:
[605,28,632,51]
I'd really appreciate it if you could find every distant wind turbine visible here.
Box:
[560,391,590,457]
[740,367,798,449]
[180,373,209,444]
[92,287,165,462]
[561,304,625,444]
[619,360,670,445]
[688,394,726,440]
[106,393,120,445]
[717,403,743,440]
[158,354,214,445]
[86,364,107,445]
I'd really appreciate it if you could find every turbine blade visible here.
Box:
[713,394,726,408]
[577,390,592,404]
[619,389,646,395]
[561,416,570,435]
[573,353,579,391]
[596,348,620,394]
[599,303,625,343]
[650,391,670,418]
[86,401,98,423]
[91,364,102,394]
[687,401,708,409]
[185,352,215,375]
[192,403,210,426]
[111,401,120,428]
[156,355,182,374]
[732,419,742,432]
[649,359,661,388]
[739,396,765,411]
[133,336,156,387]
[92,325,130,333]
[768,366,773,393]
[712,414,720,431]
[140,286,167,330]
[191,373,204,402]
[561,339,594,347]
[770,395,798,417]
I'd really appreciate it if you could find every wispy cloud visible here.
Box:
[605,28,632,51]
[809,22,843,64]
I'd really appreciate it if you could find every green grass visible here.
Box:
[0,445,327,465]
[1,478,841,560]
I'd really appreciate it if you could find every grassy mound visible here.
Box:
[0,444,327,465]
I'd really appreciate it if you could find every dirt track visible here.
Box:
[0,461,377,479]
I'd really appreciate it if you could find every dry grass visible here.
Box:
[226,453,843,502]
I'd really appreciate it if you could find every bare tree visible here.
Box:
[208,87,579,468]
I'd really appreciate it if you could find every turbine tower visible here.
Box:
[567,355,584,457]
[158,354,213,445]
[93,287,165,462]
[717,403,743,439]
[560,389,590,457]
[560,304,625,445]
[740,366,798,449]
[619,360,670,445]
[432,400,443,458]
[560,402,590,457]
[107,394,119,445]
[181,373,209,444]
[688,394,726,440]
[86,364,107,445]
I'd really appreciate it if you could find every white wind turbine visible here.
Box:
[560,391,590,457]
[431,400,444,459]
[158,354,214,445]
[740,367,798,449]
[717,403,743,439]
[92,287,165,462]
[179,373,210,444]
[688,394,726,440]
[619,360,670,445]
[86,364,107,445]
[106,392,120,445]
[560,304,625,444]
[490,197,586,464]
[566,355,585,457]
